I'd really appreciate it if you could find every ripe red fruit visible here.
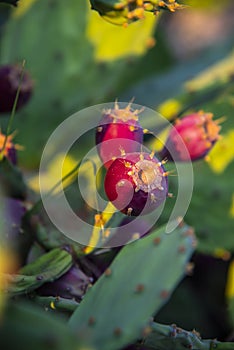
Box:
[161,111,221,161]
[0,64,33,114]
[96,102,144,169]
[104,152,168,216]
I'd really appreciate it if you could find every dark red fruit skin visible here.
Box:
[104,152,168,216]
[161,112,221,162]
[96,112,143,169]
[0,64,33,114]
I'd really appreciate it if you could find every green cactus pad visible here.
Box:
[0,247,73,295]
[69,221,196,350]
[0,302,78,350]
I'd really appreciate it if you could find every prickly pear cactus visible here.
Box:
[69,221,196,350]
[142,322,234,350]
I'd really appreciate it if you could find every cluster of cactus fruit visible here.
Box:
[96,102,169,216]
[96,102,221,217]
[90,0,184,24]
[0,91,228,350]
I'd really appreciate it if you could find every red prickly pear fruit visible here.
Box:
[0,64,33,114]
[161,111,221,162]
[0,132,20,165]
[104,152,168,216]
[96,102,144,169]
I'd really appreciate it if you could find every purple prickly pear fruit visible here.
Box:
[107,217,152,247]
[0,64,33,114]
[1,197,31,265]
[96,102,143,169]
[4,197,26,240]
[104,152,168,216]
[161,111,221,162]
[38,264,93,302]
